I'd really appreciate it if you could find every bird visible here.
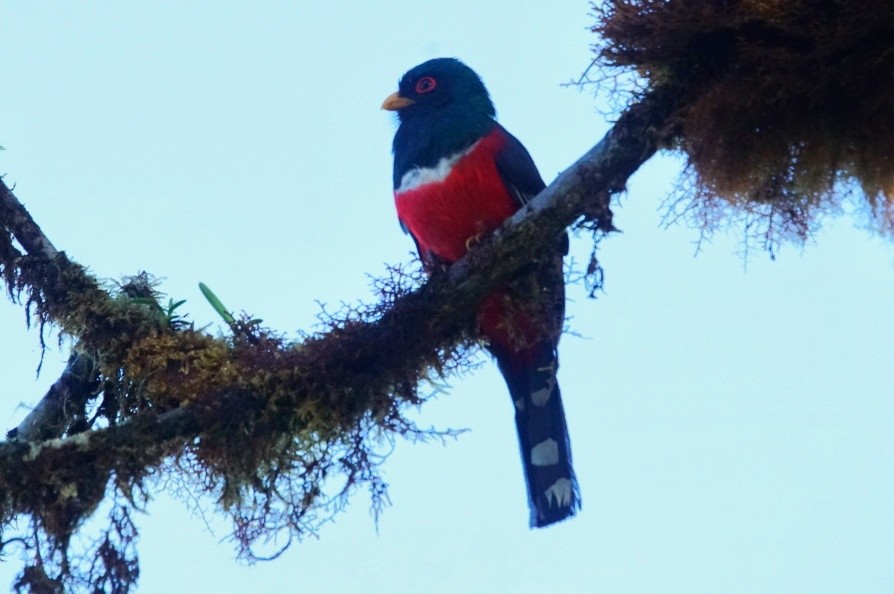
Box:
[382,58,579,528]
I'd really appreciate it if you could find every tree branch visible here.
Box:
[0,88,677,538]
[6,353,100,442]
[0,179,59,259]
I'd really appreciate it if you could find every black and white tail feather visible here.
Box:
[488,251,580,528]
[493,341,580,527]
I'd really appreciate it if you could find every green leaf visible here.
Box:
[199,282,236,325]
[166,298,187,315]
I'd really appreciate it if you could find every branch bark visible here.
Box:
[0,179,59,259]
[6,353,100,442]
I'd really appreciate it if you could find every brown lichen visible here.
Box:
[593,0,894,246]
[0,252,480,591]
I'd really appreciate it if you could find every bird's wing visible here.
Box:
[492,124,547,206]
[493,125,568,255]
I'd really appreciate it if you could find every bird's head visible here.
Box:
[382,58,496,120]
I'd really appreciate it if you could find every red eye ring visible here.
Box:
[415,76,437,94]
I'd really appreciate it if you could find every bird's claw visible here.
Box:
[465,232,484,251]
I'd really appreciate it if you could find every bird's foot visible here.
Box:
[465,232,484,251]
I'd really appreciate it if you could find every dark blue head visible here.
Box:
[382,57,496,120]
[383,58,498,187]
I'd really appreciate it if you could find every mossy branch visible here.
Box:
[0,88,676,559]
[592,0,894,247]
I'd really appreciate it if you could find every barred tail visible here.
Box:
[494,341,580,528]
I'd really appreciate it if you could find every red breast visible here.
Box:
[394,128,518,263]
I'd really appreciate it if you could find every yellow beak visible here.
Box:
[381,92,415,111]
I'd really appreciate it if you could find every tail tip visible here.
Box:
[530,477,581,528]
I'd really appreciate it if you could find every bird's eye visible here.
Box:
[415,76,437,94]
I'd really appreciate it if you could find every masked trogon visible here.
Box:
[382,58,579,528]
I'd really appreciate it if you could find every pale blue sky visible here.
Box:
[1,3,892,593]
